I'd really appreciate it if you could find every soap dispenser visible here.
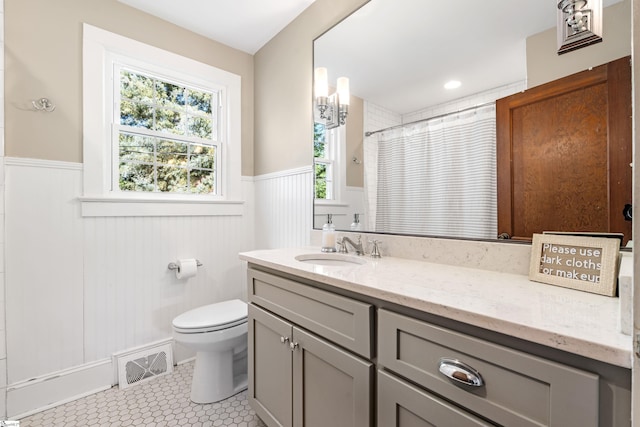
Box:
[321,214,337,252]
[350,213,362,231]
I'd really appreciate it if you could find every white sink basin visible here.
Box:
[295,253,367,267]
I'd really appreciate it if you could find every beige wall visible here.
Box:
[253,0,368,176]
[10,0,625,177]
[5,0,255,176]
[526,0,631,88]
[255,0,629,177]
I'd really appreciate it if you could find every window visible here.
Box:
[116,68,219,195]
[313,122,349,229]
[314,122,345,202]
[313,119,347,205]
[82,24,242,216]
[314,122,333,200]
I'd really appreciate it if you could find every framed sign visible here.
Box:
[529,234,619,296]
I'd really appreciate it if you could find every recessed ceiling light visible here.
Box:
[444,80,461,90]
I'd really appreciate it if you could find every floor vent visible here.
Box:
[114,341,174,389]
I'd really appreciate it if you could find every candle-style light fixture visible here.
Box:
[557,0,602,54]
[314,67,349,129]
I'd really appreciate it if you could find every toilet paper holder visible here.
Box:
[168,259,203,271]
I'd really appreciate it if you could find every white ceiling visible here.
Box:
[315,0,623,114]
[119,0,623,114]
[117,0,318,54]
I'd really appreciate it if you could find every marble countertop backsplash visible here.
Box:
[241,234,633,369]
[309,230,533,275]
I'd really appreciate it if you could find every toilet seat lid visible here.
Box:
[172,299,247,330]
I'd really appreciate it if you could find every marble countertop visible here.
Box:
[240,247,633,369]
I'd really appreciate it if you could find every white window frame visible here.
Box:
[314,125,346,206]
[81,24,242,217]
[313,125,350,229]
[314,123,335,200]
[112,64,222,196]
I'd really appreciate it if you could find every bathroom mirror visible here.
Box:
[312,0,630,242]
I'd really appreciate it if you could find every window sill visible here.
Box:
[314,201,350,218]
[79,196,245,217]
[313,200,349,208]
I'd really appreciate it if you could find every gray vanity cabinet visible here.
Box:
[246,265,630,427]
[378,369,493,427]
[248,304,292,427]
[247,269,374,427]
[378,309,600,427]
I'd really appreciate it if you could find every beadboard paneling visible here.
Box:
[5,160,84,383]
[3,158,312,415]
[5,159,256,385]
[253,167,313,249]
[83,213,250,361]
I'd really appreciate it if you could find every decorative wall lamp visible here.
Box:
[314,67,349,129]
[557,0,602,54]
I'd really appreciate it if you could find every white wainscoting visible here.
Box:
[4,158,256,417]
[82,212,251,361]
[7,359,112,419]
[253,166,313,249]
[5,158,85,383]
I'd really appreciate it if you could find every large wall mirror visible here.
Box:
[312,0,630,243]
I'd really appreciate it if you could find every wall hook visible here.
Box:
[32,98,56,112]
[352,156,362,165]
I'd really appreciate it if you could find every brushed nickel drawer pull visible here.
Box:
[438,358,484,387]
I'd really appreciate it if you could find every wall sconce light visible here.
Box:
[31,97,56,112]
[557,0,602,54]
[315,67,349,129]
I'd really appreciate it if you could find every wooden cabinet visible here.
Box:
[496,56,632,243]
[247,270,373,427]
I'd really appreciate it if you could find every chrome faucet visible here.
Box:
[340,235,365,255]
[369,239,382,258]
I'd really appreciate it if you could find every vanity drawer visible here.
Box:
[378,369,493,427]
[248,268,373,358]
[378,309,599,427]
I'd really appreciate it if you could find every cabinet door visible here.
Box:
[496,56,632,243]
[292,327,373,427]
[378,370,493,427]
[249,304,293,427]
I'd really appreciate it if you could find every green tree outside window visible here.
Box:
[118,70,217,194]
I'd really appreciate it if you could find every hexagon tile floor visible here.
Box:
[18,361,266,427]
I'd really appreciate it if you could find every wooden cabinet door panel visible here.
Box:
[497,56,631,243]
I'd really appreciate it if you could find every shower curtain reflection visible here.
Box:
[364,104,497,239]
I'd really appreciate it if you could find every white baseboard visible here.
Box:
[8,359,113,419]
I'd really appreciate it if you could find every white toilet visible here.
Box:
[172,299,248,404]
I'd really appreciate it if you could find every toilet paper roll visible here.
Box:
[176,259,198,279]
